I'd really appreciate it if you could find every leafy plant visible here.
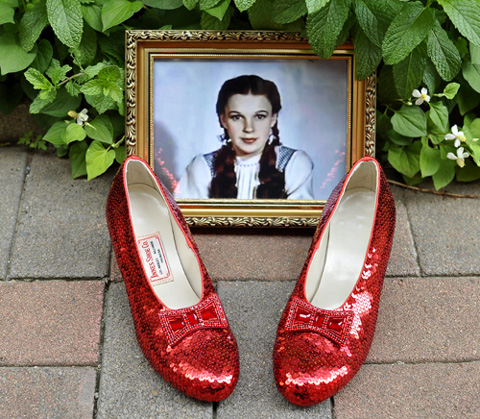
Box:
[2,0,480,187]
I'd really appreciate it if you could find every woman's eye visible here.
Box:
[230,115,242,121]
[256,114,267,120]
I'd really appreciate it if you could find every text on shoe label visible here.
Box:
[137,233,172,284]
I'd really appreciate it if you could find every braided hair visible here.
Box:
[209,75,286,199]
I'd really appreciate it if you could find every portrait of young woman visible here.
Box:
[152,58,349,201]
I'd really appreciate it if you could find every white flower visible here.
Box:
[447,147,469,168]
[412,87,430,105]
[76,108,89,125]
[444,125,466,147]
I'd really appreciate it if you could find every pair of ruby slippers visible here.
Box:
[106,155,395,405]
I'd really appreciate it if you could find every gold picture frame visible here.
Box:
[126,30,375,228]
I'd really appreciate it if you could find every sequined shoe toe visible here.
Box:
[273,156,395,406]
[106,156,239,402]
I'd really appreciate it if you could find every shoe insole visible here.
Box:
[129,184,201,309]
[309,187,376,310]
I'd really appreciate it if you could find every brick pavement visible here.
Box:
[1,147,479,418]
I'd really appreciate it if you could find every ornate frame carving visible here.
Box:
[126,30,375,228]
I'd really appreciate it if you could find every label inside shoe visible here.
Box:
[137,233,172,285]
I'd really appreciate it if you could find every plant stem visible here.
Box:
[387,179,480,199]
[58,73,85,87]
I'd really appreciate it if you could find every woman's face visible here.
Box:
[220,93,277,157]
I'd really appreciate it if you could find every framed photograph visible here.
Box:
[126,30,375,228]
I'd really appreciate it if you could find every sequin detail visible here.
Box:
[273,156,396,407]
[159,294,228,347]
[106,156,239,402]
[285,297,353,346]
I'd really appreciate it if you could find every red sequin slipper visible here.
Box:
[273,156,395,406]
[106,156,239,402]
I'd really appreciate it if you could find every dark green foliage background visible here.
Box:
[2,0,480,187]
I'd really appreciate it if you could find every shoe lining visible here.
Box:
[306,162,377,310]
[127,161,202,309]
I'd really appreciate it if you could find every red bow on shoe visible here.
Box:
[284,297,353,346]
[159,294,229,347]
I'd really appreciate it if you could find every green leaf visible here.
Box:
[234,0,256,12]
[247,0,281,30]
[432,157,455,189]
[204,0,230,20]
[85,93,116,114]
[462,59,480,94]
[354,0,385,47]
[143,0,183,9]
[85,114,114,144]
[353,23,382,80]
[81,79,103,96]
[25,68,53,91]
[420,142,441,177]
[426,21,461,81]
[46,0,84,48]
[377,65,399,103]
[306,0,329,15]
[85,140,115,180]
[19,0,48,52]
[471,42,480,65]
[469,118,480,138]
[387,130,413,146]
[115,145,126,164]
[46,59,72,86]
[391,104,427,137]
[30,39,53,73]
[64,123,86,144]
[101,0,143,32]
[272,0,307,24]
[388,143,421,178]
[428,101,449,134]
[201,7,232,29]
[469,142,480,165]
[457,79,480,116]
[437,0,480,47]
[82,4,103,31]
[29,90,57,113]
[199,0,220,9]
[439,82,460,99]
[69,140,88,178]
[306,0,350,59]
[392,44,426,99]
[382,2,435,65]
[455,161,480,182]
[422,58,441,94]
[70,24,97,67]
[0,0,15,25]
[38,87,81,117]
[43,120,68,145]
[0,33,38,75]
[182,0,198,11]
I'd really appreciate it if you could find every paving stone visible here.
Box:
[96,283,212,419]
[216,281,332,418]
[404,181,480,276]
[386,188,420,277]
[368,277,480,363]
[0,280,104,366]
[192,228,313,281]
[9,151,113,279]
[0,366,96,418]
[333,362,480,418]
[0,147,27,279]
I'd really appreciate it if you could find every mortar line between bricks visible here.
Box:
[364,359,480,366]
[401,190,424,278]
[92,279,111,419]
[4,150,32,281]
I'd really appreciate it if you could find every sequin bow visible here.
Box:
[284,297,353,346]
[158,294,228,347]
